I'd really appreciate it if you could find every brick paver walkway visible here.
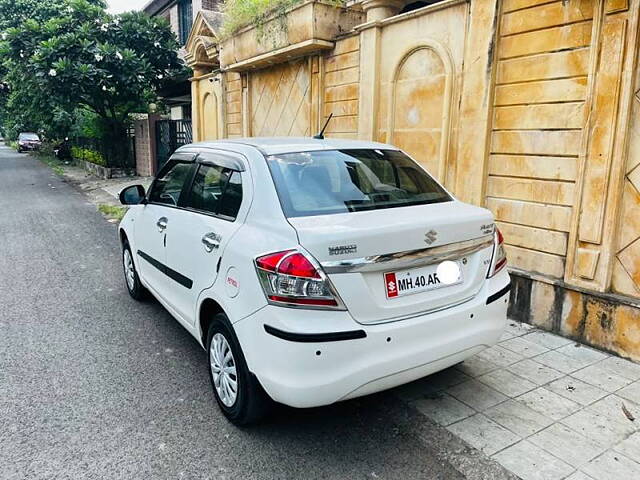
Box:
[395,321,640,480]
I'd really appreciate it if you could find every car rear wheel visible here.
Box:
[207,314,271,426]
[122,242,146,300]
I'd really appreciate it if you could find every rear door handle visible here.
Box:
[202,232,221,253]
[157,217,168,232]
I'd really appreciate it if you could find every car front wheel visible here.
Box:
[207,314,271,426]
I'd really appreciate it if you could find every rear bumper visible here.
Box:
[234,269,510,408]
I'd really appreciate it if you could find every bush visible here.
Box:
[7,140,18,150]
[220,0,344,40]
[35,141,56,157]
[70,109,105,140]
[71,146,106,167]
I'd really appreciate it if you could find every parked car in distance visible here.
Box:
[118,138,510,425]
[17,132,41,152]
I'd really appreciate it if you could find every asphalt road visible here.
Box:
[0,145,507,480]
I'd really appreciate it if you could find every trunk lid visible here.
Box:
[289,201,495,324]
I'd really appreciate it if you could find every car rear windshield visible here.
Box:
[19,133,39,141]
[265,149,452,218]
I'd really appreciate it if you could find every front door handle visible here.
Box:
[202,232,221,253]
[157,217,168,232]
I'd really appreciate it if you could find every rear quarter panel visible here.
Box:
[196,144,300,336]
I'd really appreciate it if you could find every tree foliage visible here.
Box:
[0,0,89,137]
[0,0,76,31]
[0,0,185,164]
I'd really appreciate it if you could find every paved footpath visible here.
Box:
[400,321,640,480]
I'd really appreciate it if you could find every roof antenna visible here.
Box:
[313,113,333,140]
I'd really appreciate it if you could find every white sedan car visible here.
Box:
[118,138,510,425]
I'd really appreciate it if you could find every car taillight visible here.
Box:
[255,249,345,310]
[487,228,507,278]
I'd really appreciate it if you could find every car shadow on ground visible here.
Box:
[145,293,396,418]
[140,291,452,432]
[138,295,465,477]
[141,291,422,429]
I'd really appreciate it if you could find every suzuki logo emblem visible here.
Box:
[424,229,438,245]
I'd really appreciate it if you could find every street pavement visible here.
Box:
[0,145,513,480]
[399,322,640,480]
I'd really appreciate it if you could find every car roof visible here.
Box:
[181,137,399,156]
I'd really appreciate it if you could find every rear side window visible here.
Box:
[219,171,242,218]
[185,164,243,220]
[265,149,451,218]
[148,161,193,206]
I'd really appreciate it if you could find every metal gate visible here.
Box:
[155,119,193,170]
[73,124,136,170]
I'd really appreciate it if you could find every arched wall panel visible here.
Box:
[201,91,219,141]
[387,46,453,181]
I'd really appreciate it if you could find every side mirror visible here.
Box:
[119,184,146,205]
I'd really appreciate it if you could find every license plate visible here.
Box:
[384,262,463,299]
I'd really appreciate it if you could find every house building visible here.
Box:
[143,0,223,119]
[182,0,640,360]
[135,0,222,175]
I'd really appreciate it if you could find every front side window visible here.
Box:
[185,164,243,220]
[265,149,451,218]
[148,161,193,206]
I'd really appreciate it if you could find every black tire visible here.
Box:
[122,242,146,300]
[206,314,271,426]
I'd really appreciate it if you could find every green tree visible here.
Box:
[0,0,72,136]
[1,0,185,164]
[0,0,71,31]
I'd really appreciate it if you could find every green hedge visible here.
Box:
[71,146,106,167]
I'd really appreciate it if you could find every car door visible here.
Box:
[163,150,248,325]
[135,156,195,303]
